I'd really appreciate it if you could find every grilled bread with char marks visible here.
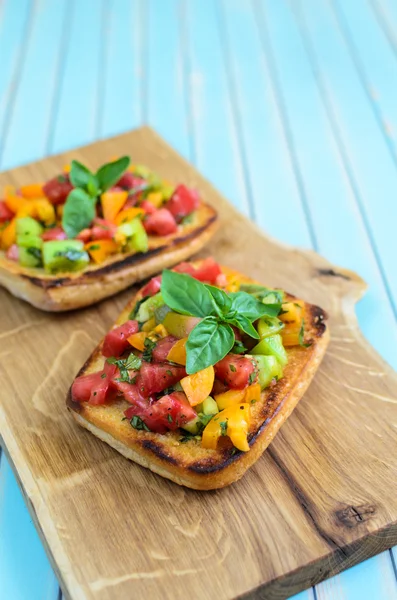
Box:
[67,265,329,490]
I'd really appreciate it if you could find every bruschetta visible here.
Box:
[0,157,217,311]
[67,258,329,490]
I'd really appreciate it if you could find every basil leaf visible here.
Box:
[205,284,231,316]
[62,189,96,238]
[228,291,280,319]
[69,160,99,195]
[228,314,259,339]
[161,270,216,318]
[96,156,130,192]
[125,353,142,370]
[186,318,234,374]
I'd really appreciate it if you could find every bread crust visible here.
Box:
[66,266,329,490]
[0,203,217,311]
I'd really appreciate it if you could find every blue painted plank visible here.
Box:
[333,0,397,162]
[297,0,397,318]
[316,551,397,599]
[1,0,68,169]
[0,0,32,155]
[184,0,249,213]
[99,0,143,138]
[373,0,397,53]
[50,0,104,153]
[218,0,312,248]
[0,454,59,600]
[146,0,190,159]
[259,0,397,369]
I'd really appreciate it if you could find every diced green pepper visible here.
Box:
[250,334,288,368]
[257,316,284,339]
[135,292,165,322]
[19,244,43,268]
[249,354,283,390]
[154,303,172,324]
[196,396,219,416]
[181,416,201,435]
[16,217,43,248]
[117,218,148,253]
[42,240,89,274]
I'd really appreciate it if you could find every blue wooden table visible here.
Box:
[1,1,397,598]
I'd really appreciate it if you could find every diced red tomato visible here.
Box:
[143,208,177,236]
[71,363,117,405]
[0,201,14,222]
[152,336,179,362]
[165,184,199,222]
[214,354,256,389]
[137,362,186,396]
[76,228,92,243]
[212,379,228,396]
[113,379,147,409]
[173,257,221,284]
[102,320,139,357]
[43,175,73,205]
[117,173,145,190]
[124,391,197,433]
[41,226,67,241]
[6,244,19,261]
[140,275,162,297]
[141,200,156,215]
[91,217,117,241]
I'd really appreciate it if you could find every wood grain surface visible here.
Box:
[0,128,396,600]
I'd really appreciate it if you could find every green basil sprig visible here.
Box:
[62,156,130,238]
[161,270,281,374]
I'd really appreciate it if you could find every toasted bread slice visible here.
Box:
[67,265,329,490]
[0,203,217,311]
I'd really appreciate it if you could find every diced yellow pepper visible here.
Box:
[215,389,246,410]
[0,218,16,249]
[63,164,71,173]
[19,183,44,199]
[85,240,118,264]
[114,207,145,225]
[280,300,305,347]
[244,383,261,405]
[166,338,187,365]
[201,404,251,452]
[142,318,156,332]
[180,366,215,407]
[146,191,163,208]
[148,324,168,341]
[127,332,147,351]
[34,199,56,225]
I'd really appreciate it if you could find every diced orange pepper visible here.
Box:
[100,190,128,222]
[142,318,156,332]
[34,199,56,225]
[166,338,187,365]
[0,219,16,249]
[63,164,71,173]
[56,205,64,219]
[180,365,215,407]
[19,183,44,199]
[244,383,261,404]
[146,191,163,208]
[127,332,147,351]
[215,389,246,410]
[85,240,118,264]
[201,404,251,452]
[5,195,29,214]
[114,207,145,225]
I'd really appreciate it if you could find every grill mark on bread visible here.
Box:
[19,210,217,290]
[141,440,178,465]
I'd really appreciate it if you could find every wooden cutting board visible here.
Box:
[0,127,396,600]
